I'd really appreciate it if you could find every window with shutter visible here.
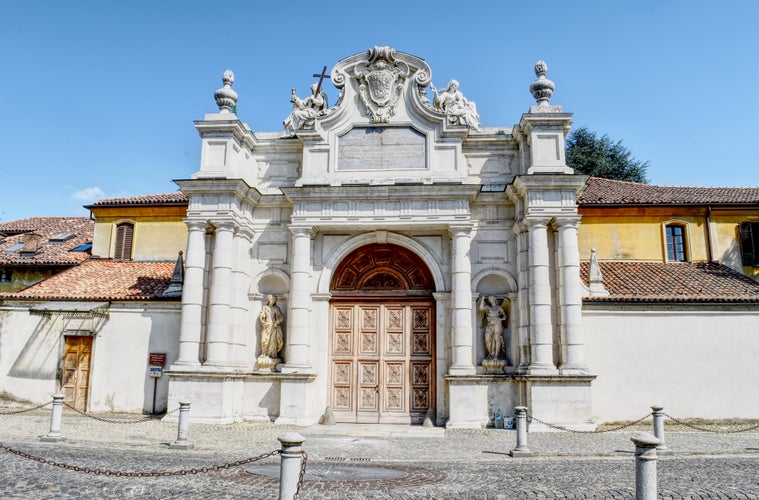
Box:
[114,223,134,261]
[739,222,759,267]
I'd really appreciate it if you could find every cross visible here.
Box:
[312,66,331,96]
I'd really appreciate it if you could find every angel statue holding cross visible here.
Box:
[283,66,330,137]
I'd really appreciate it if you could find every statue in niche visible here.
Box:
[257,295,284,372]
[479,296,509,374]
[282,83,328,137]
[430,79,480,130]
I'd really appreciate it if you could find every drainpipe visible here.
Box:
[705,206,714,262]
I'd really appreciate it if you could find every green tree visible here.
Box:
[565,126,650,183]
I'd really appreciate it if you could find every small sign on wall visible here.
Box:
[149,366,163,378]
[149,353,167,366]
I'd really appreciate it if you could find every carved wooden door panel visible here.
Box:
[62,336,92,411]
[330,302,434,424]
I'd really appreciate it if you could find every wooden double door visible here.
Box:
[62,335,92,411]
[330,301,435,423]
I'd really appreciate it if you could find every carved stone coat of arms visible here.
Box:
[355,46,410,123]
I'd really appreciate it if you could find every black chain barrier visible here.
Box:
[0,441,281,477]
[663,413,759,434]
[61,402,180,425]
[526,411,759,435]
[0,401,51,415]
[526,411,652,434]
[294,450,308,500]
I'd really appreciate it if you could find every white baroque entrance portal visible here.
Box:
[329,244,435,424]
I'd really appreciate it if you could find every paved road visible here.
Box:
[1,409,758,498]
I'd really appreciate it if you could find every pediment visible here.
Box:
[291,47,481,186]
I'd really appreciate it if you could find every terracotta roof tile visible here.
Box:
[581,261,759,303]
[89,192,189,207]
[579,177,759,206]
[0,217,93,266]
[1,259,176,301]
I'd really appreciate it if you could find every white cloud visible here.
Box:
[73,187,107,202]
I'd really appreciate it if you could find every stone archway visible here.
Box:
[329,244,435,424]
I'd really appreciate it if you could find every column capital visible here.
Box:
[213,219,238,232]
[289,225,315,238]
[235,225,255,240]
[448,223,473,238]
[184,219,209,232]
[552,215,581,230]
[523,216,551,229]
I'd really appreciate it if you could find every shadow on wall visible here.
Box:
[141,309,181,414]
[8,315,62,380]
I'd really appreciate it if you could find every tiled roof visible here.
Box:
[579,177,759,206]
[1,259,176,301]
[581,261,759,303]
[89,192,189,207]
[0,217,93,266]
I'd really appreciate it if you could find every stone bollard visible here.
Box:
[169,402,194,450]
[40,394,65,442]
[631,432,660,500]
[509,406,534,457]
[278,432,306,500]
[650,405,672,455]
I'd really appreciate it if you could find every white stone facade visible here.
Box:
[165,47,594,429]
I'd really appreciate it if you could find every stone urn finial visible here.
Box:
[529,60,555,106]
[214,69,238,113]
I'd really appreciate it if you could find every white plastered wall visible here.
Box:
[0,303,180,413]
[583,307,759,421]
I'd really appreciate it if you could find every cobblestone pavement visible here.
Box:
[1,408,759,499]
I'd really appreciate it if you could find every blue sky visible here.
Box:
[2,1,757,221]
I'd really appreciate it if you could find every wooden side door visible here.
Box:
[62,336,92,411]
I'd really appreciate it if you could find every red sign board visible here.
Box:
[149,353,167,366]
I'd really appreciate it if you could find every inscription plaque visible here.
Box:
[338,126,426,170]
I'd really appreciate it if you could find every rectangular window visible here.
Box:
[666,225,686,262]
[739,222,759,267]
[114,223,134,261]
[0,269,11,283]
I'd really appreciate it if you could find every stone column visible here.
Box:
[554,216,587,373]
[449,224,476,375]
[514,219,531,372]
[525,217,556,373]
[231,226,254,367]
[205,220,237,366]
[283,226,314,372]
[176,220,208,366]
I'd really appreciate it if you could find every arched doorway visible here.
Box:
[329,243,435,424]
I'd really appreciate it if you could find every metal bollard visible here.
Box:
[40,394,65,442]
[169,402,194,450]
[278,432,306,500]
[650,405,672,455]
[509,406,534,457]
[631,432,660,500]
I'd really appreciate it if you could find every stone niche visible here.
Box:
[337,126,426,171]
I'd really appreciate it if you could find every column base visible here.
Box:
[558,363,589,375]
[168,441,195,450]
[525,363,558,375]
[448,364,477,376]
[509,448,535,458]
[40,435,65,443]
[279,364,315,375]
